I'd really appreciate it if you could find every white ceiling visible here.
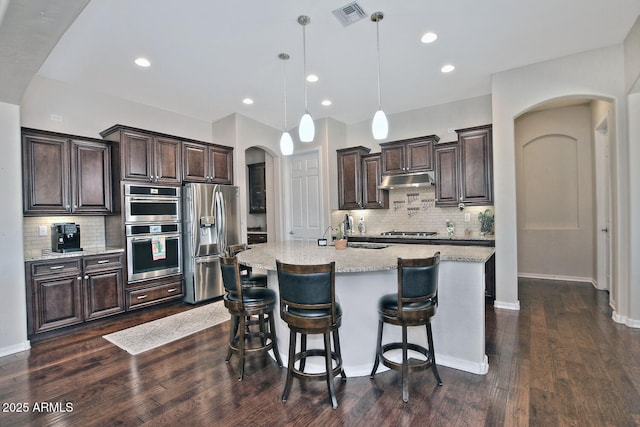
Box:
[4,0,640,130]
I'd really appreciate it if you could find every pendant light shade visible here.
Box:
[372,109,389,140]
[371,12,388,140]
[278,53,294,156]
[298,15,315,142]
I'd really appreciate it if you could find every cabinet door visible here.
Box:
[362,154,388,209]
[31,274,84,334]
[209,146,234,184]
[71,139,112,214]
[434,142,459,206]
[405,139,434,173]
[84,269,125,320]
[182,142,209,182]
[122,131,153,181]
[248,163,266,213]
[458,126,493,205]
[380,144,406,175]
[337,147,369,209]
[22,133,70,214]
[154,136,181,184]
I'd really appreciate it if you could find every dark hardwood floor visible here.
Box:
[1,279,639,426]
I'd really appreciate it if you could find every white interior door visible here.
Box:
[287,150,323,242]
[595,115,612,294]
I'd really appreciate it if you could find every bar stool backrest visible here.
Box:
[276,260,337,322]
[397,252,440,311]
[220,256,244,308]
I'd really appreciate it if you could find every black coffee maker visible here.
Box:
[51,223,82,253]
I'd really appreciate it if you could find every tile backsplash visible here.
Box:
[332,186,495,238]
[23,216,106,254]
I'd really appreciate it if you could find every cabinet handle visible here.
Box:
[84,275,89,280]
[167,288,177,293]
[97,260,110,264]
[50,265,65,270]
[77,276,82,281]
[136,295,148,300]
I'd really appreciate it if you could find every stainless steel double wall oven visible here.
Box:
[124,183,182,282]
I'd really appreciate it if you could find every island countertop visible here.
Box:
[237,241,494,273]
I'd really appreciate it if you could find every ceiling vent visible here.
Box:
[332,2,367,26]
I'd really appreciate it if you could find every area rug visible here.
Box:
[103,300,229,355]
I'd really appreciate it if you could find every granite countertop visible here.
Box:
[236,241,495,273]
[349,232,495,242]
[24,247,125,262]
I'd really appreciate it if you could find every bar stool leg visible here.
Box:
[332,329,346,379]
[324,332,338,409]
[299,334,307,372]
[237,315,247,381]
[282,329,297,402]
[370,319,384,377]
[268,313,283,367]
[226,315,238,363]
[426,322,443,385]
[402,325,409,402]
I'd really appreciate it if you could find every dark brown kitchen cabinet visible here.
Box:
[361,153,389,209]
[380,135,439,175]
[434,142,459,206]
[26,253,126,336]
[434,125,493,207]
[22,129,112,215]
[182,141,234,184]
[125,275,183,310]
[337,147,388,210]
[248,162,266,213]
[100,126,181,184]
[457,125,493,205]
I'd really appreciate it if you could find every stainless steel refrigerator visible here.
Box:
[182,183,240,303]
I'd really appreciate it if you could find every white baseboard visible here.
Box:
[612,311,640,328]
[493,300,521,311]
[518,272,595,285]
[0,341,31,358]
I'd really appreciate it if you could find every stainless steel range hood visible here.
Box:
[378,172,435,190]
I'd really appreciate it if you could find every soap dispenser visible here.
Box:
[358,216,366,233]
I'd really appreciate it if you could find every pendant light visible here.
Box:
[371,11,389,140]
[278,53,294,156]
[297,15,315,142]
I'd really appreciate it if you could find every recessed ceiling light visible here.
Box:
[421,32,438,44]
[441,64,455,73]
[321,99,332,106]
[306,74,319,83]
[242,98,254,105]
[134,57,151,67]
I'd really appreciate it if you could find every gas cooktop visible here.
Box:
[380,231,438,237]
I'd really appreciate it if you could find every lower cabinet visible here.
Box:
[26,253,125,336]
[125,275,184,310]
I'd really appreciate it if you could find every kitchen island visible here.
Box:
[236,241,494,377]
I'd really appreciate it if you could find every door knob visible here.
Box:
[601,227,609,232]
[289,231,294,234]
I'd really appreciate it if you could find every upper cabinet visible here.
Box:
[380,135,440,175]
[182,141,234,184]
[248,162,266,213]
[22,129,112,215]
[337,146,388,210]
[434,124,493,207]
[100,125,181,185]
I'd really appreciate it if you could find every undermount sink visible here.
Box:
[347,242,389,250]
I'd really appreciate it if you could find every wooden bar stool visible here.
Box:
[370,253,443,402]
[220,256,282,381]
[228,243,267,287]
[276,260,347,409]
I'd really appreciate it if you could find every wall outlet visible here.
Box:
[464,213,471,223]
[39,225,48,236]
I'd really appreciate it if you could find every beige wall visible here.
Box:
[515,104,595,281]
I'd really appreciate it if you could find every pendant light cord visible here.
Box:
[303,23,308,113]
[376,18,382,111]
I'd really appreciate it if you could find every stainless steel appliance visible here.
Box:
[124,183,181,223]
[51,223,82,253]
[380,231,437,237]
[126,223,182,282]
[182,183,240,304]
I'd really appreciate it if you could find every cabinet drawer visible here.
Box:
[247,233,267,245]
[126,281,183,310]
[31,259,81,277]
[83,253,124,273]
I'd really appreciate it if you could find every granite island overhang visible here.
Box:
[236,241,494,376]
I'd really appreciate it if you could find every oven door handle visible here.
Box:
[129,234,180,242]
[195,255,221,264]
[127,196,179,203]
